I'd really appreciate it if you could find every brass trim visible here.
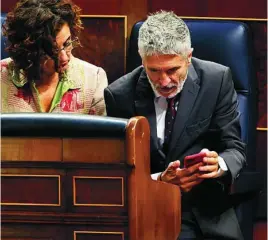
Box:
[74,231,124,240]
[1,174,61,206]
[79,15,127,74]
[73,176,124,207]
[80,15,127,18]
[257,127,268,131]
[179,16,268,21]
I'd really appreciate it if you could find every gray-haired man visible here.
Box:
[105,11,245,239]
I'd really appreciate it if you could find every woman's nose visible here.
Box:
[58,50,70,61]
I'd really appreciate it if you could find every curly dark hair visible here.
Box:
[2,0,83,81]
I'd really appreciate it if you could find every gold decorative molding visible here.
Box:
[73,176,124,207]
[180,16,268,21]
[257,127,268,131]
[74,230,124,240]
[1,174,61,206]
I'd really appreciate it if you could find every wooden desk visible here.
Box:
[1,115,181,240]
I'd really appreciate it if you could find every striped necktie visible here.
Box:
[163,97,177,154]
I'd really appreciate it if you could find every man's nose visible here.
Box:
[158,72,171,86]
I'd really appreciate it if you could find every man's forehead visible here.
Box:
[145,59,185,71]
[144,54,186,64]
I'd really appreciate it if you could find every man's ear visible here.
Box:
[187,52,193,64]
[141,59,145,67]
[188,49,193,63]
[138,50,144,66]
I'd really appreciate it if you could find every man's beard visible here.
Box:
[147,72,188,98]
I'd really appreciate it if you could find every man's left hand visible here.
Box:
[198,148,220,179]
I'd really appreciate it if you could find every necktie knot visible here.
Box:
[167,97,176,117]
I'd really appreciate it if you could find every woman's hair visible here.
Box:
[138,11,192,59]
[2,0,83,81]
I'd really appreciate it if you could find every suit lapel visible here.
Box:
[134,70,158,149]
[168,64,200,159]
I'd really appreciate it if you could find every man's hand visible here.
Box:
[160,160,204,192]
[198,148,220,179]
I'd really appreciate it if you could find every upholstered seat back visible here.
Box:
[1,13,9,59]
[1,113,128,138]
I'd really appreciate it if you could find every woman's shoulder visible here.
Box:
[1,58,16,85]
[71,56,105,73]
[0,58,14,71]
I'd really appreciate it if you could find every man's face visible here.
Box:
[41,23,73,76]
[143,54,191,98]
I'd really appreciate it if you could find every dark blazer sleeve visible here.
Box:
[104,87,118,117]
[211,67,246,183]
[104,66,144,119]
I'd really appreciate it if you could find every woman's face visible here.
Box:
[40,23,73,76]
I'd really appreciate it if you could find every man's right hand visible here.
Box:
[159,160,204,192]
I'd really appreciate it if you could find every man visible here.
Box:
[104,11,245,239]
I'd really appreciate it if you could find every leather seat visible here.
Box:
[1,13,9,59]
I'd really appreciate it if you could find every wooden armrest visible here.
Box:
[127,117,181,240]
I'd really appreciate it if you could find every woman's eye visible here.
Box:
[64,41,72,47]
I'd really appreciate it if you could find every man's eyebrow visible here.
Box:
[148,66,181,71]
[169,66,180,71]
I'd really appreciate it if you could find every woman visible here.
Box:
[1,0,108,114]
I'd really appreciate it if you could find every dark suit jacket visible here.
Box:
[104,57,245,239]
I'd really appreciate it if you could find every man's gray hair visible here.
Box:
[138,11,192,59]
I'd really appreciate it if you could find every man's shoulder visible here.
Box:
[192,57,228,73]
[107,65,144,92]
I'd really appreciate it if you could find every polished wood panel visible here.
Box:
[1,175,60,206]
[74,231,124,240]
[65,168,128,216]
[1,0,148,39]
[74,176,124,206]
[1,116,181,239]
[1,167,65,213]
[2,0,266,19]
[1,224,66,240]
[1,138,62,162]
[148,0,267,19]
[63,139,125,163]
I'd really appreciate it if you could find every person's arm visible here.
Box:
[90,67,108,116]
[104,87,121,117]
[199,67,246,185]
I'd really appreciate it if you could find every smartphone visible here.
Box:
[184,152,206,168]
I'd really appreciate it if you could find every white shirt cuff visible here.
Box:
[151,172,162,180]
[217,156,228,177]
